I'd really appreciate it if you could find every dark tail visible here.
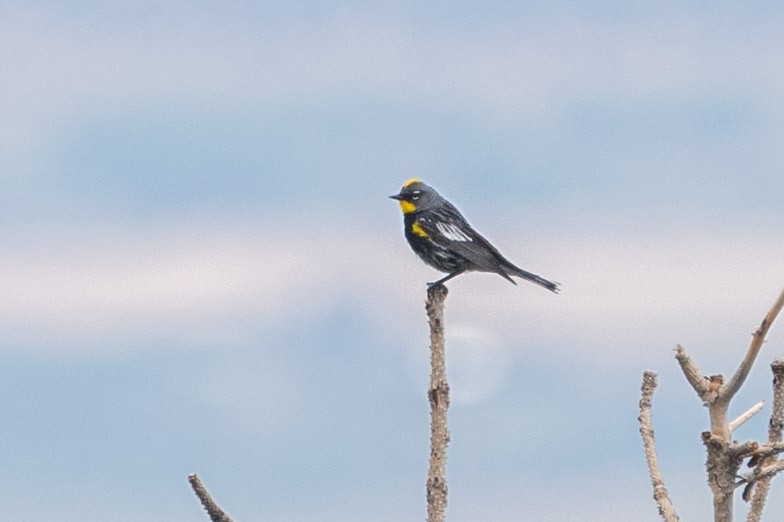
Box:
[501,265,560,293]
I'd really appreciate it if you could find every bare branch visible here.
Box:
[188,474,235,522]
[723,288,784,400]
[739,460,784,488]
[638,370,680,522]
[728,440,760,460]
[674,345,714,402]
[425,284,449,522]
[747,359,784,521]
[672,289,784,522]
[729,401,765,434]
[747,442,784,467]
[675,345,731,440]
[767,359,784,441]
[704,434,743,522]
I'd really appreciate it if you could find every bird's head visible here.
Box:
[389,178,440,214]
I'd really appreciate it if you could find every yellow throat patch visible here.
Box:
[399,200,416,214]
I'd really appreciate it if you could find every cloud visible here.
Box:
[0,219,322,355]
[389,221,784,379]
[2,214,780,371]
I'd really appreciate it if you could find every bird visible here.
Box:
[390,178,559,292]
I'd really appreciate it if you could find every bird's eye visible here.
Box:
[411,190,422,200]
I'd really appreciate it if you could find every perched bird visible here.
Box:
[390,179,559,292]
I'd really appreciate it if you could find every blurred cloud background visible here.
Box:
[2,2,784,520]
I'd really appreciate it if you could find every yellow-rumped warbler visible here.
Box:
[390,179,559,292]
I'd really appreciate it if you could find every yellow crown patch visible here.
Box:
[402,178,421,188]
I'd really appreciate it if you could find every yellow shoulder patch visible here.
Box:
[402,178,421,188]
[411,221,429,238]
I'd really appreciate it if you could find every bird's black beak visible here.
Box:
[389,193,403,200]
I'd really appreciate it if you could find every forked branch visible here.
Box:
[660,288,784,522]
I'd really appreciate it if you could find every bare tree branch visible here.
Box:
[188,474,235,522]
[768,359,784,440]
[728,440,759,460]
[739,461,784,489]
[729,401,765,435]
[675,345,729,440]
[638,370,680,522]
[723,289,784,400]
[746,359,784,521]
[747,441,784,466]
[425,284,450,522]
[674,345,713,400]
[704,437,741,522]
[674,289,784,522]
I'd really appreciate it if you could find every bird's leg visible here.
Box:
[428,269,465,287]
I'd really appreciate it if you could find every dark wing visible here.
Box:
[417,202,560,292]
[416,203,510,274]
